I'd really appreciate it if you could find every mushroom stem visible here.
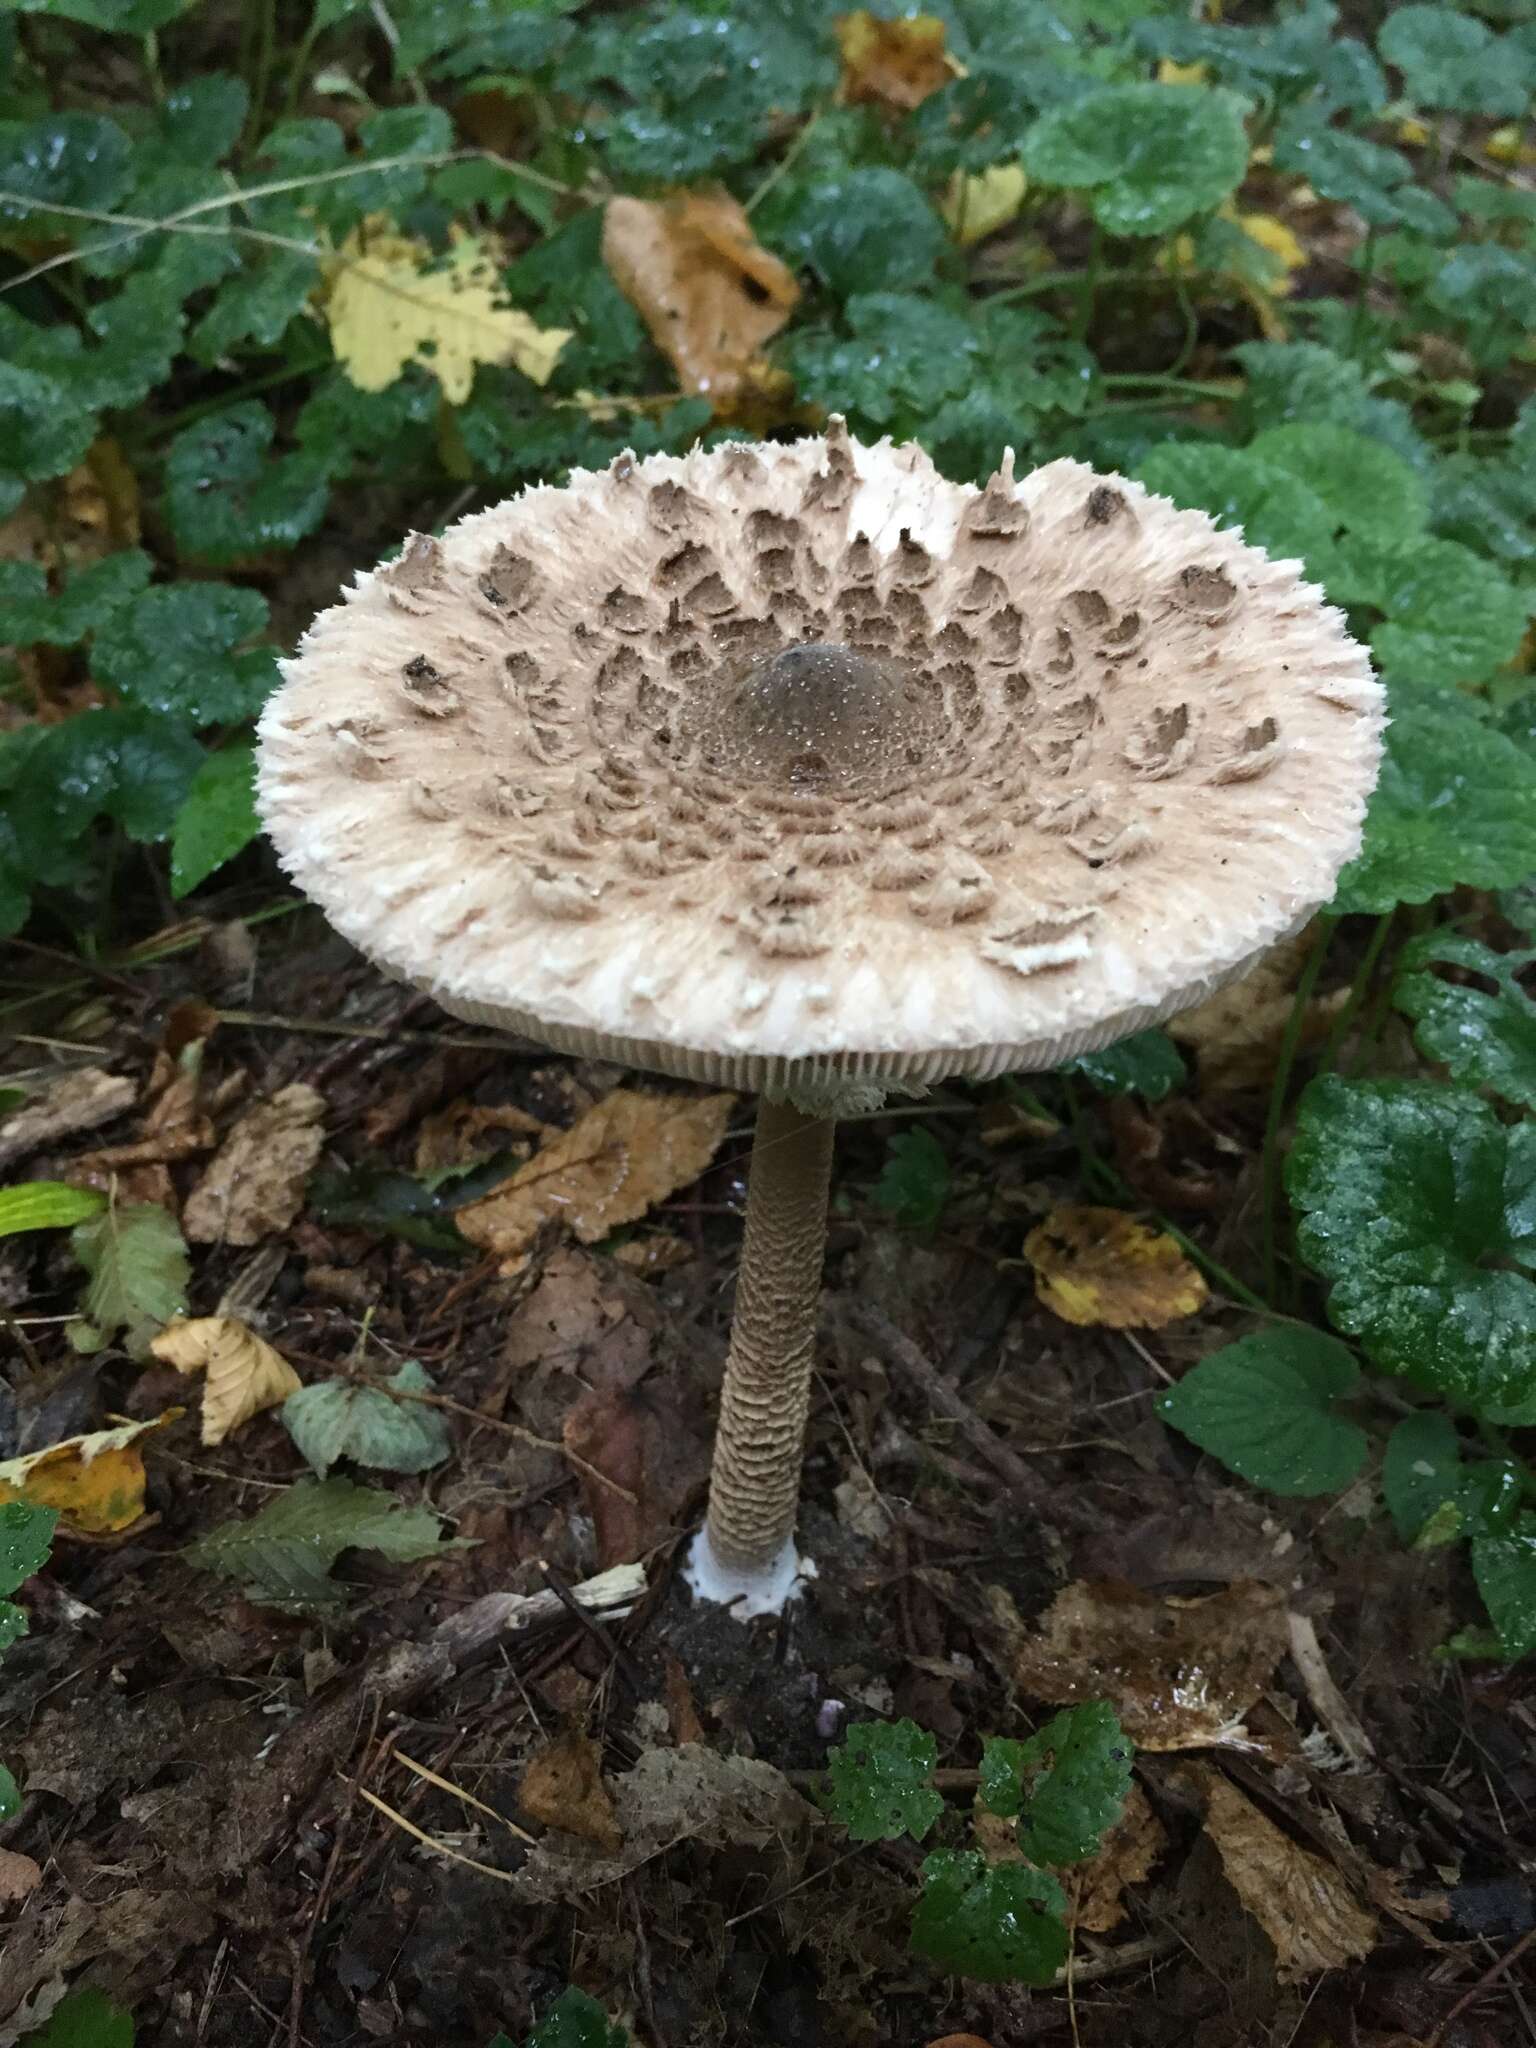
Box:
[697,1095,835,1597]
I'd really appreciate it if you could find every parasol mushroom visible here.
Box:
[256,421,1383,1618]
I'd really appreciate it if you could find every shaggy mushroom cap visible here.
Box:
[257,423,1383,1093]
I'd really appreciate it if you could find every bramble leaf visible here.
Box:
[911,1851,1070,1984]
[1158,1328,1368,1496]
[825,1719,943,1843]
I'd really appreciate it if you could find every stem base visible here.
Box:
[683,1528,816,1620]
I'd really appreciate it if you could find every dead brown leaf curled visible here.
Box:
[1067,1779,1167,1932]
[182,1083,325,1246]
[518,1731,624,1854]
[602,192,798,413]
[150,1315,302,1447]
[1012,1579,1289,1753]
[1024,1204,1208,1328]
[456,1089,734,1275]
[836,9,953,110]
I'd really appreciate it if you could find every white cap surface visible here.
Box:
[257,425,1383,1093]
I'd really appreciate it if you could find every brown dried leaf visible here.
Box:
[663,1650,706,1746]
[611,1232,695,1275]
[0,1848,42,1906]
[0,1068,135,1171]
[1012,1579,1289,1752]
[602,192,798,412]
[456,1089,734,1275]
[836,9,953,110]
[182,1083,325,1246]
[562,1378,711,1568]
[150,1315,302,1447]
[1024,1204,1208,1328]
[413,1099,545,1177]
[1067,1780,1167,1932]
[511,1744,818,1900]
[518,1731,624,1854]
[1192,1765,1377,1979]
[1170,926,1348,1091]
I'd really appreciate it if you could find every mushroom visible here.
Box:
[256,422,1383,1618]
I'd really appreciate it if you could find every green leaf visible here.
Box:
[154,74,248,164]
[0,1763,18,1820]
[191,251,322,362]
[1289,1076,1536,1416]
[69,1202,191,1359]
[0,1182,107,1238]
[781,294,978,434]
[1333,681,1536,915]
[1063,1029,1186,1100]
[14,0,187,27]
[307,1161,503,1252]
[186,1476,459,1608]
[170,742,262,899]
[871,1128,950,1233]
[0,359,99,486]
[1383,1412,1462,1542]
[283,1361,453,1479]
[766,169,945,296]
[1428,245,1536,370]
[824,1719,943,1843]
[1233,340,1428,476]
[1248,424,1429,548]
[525,1987,630,2048]
[1011,1702,1132,1867]
[1471,1513,1536,1661]
[93,583,277,724]
[1157,1328,1369,1497]
[911,1851,1070,1984]
[1378,6,1534,116]
[6,709,204,866]
[0,1498,56,1601]
[17,1985,134,2048]
[0,113,133,227]
[1272,116,1453,236]
[164,404,330,565]
[1021,84,1250,238]
[0,551,152,647]
[1136,443,1338,578]
[1393,930,1536,1111]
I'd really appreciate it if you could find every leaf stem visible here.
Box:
[1318,909,1397,1075]
[1261,916,1335,1307]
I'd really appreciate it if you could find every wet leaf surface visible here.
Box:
[1024,1205,1208,1329]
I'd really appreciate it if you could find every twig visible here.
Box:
[350,1781,519,1882]
[1426,1923,1536,2047]
[537,1558,646,1690]
[1286,1612,1375,1768]
[394,1747,536,1843]
[845,1304,1103,1536]
[361,1376,640,1505]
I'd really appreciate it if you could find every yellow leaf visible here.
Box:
[941,163,1028,246]
[1023,1205,1207,1328]
[324,218,570,405]
[0,1411,182,1534]
[1397,117,1431,148]
[151,1315,302,1447]
[835,10,955,111]
[1234,210,1306,292]
[1488,124,1536,166]
[1158,58,1209,87]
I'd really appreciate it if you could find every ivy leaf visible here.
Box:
[0,551,151,646]
[170,741,262,898]
[283,1360,453,1479]
[1157,1328,1369,1496]
[911,1851,1070,1984]
[1021,84,1250,237]
[1063,1029,1186,1100]
[1248,424,1429,548]
[871,1128,950,1233]
[0,1498,56,1601]
[1393,931,1536,1111]
[164,404,330,564]
[1289,1076,1536,1416]
[824,1719,943,1843]
[1378,6,1534,117]
[1471,1513,1536,1662]
[781,293,978,432]
[69,1202,191,1359]
[1332,681,1536,914]
[93,584,277,724]
[186,1475,459,1609]
[1382,1410,1463,1542]
[765,169,945,295]
[0,112,133,227]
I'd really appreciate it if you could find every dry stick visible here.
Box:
[846,1302,1104,1538]
[1426,1923,1536,2048]
[537,1558,646,1690]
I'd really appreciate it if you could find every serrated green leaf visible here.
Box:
[0,1762,18,1820]
[1289,1076,1536,1416]
[169,741,262,899]
[1383,1412,1462,1541]
[0,359,99,486]
[19,1984,135,2048]
[911,1850,1070,1984]
[1272,115,1453,236]
[781,294,978,433]
[1428,245,1536,369]
[1333,681,1536,915]
[766,169,945,296]
[0,112,133,226]
[92,583,277,724]
[1248,424,1429,548]
[283,1361,453,1479]
[825,1719,943,1843]
[154,74,249,164]
[1133,10,1385,114]
[1471,1512,1536,1661]
[192,251,322,362]
[1393,930,1536,1110]
[186,1475,458,1608]
[1158,1328,1368,1497]
[1010,1702,1133,1867]
[1021,84,1249,238]
[1233,340,1428,475]
[871,1128,950,1233]
[0,551,152,647]
[0,1498,56,1601]
[0,1182,107,1238]
[1137,442,1338,578]
[1379,5,1534,116]
[525,1986,630,2048]
[1063,1029,1186,1100]
[69,1202,190,1360]
[164,404,330,565]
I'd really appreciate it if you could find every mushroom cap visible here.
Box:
[257,425,1383,1094]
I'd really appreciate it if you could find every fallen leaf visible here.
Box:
[498,1244,656,1383]
[0,1848,41,1906]
[510,1743,818,1900]
[1192,1765,1377,1978]
[941,163,1027,246]
[662,1651,706,1746]
[602,192,798,412]
[518,1731,624,1853]
[185,1475,459,1608]
[413,1099,545,1177]
[281,1359,452,1477]
[561,1378,710,1569]
[0,1412,182,1534]
[1011,1579,1289,1753]
[836,9,953,110]
[610,1232,695,1275]
[1024,1205,1208,1328]
[151,1316,302,1447]
[325,217,569,403]
[1067,1780,1167,1932]
[1170,926,1346,1090]
[456,1089,734,1275]
[0,1068,135,1171]
[183,1083,325,1246]
[1488,123,1536,166]
[70,1202,191,1358]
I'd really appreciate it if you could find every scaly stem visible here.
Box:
[702,1097,835,1579]
[1261,915,1334,1306]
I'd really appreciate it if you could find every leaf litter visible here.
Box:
[150,1314,302,1446]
